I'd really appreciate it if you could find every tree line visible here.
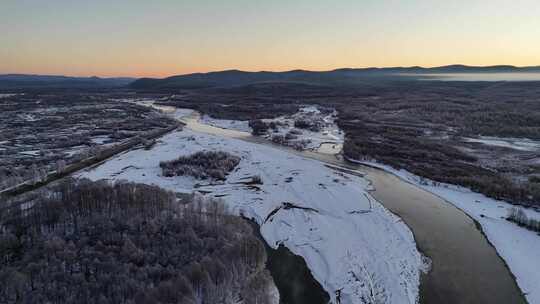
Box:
[507,207,540,233]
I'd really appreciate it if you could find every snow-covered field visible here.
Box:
[78,129,426,304]
[351,159,540,304]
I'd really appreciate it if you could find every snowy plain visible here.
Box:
[350,159,540,304]
[78,127,427,304]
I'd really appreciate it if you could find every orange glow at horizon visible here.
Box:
[2,0,540,78]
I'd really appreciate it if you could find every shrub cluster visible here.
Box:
[249,120,270,136]
[293,119,322,132]
[160,151,241,181]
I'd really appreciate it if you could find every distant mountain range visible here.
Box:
[2,65,540,90]
[339,64,540,73]
[130,65,540,90]
[0,74,134,89]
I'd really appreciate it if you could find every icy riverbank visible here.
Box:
[350,159,540,304]
[200,114,252,132]
[78,128,426,304]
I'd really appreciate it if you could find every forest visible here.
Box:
[0,179,275,304]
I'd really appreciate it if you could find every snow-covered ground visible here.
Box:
[95,101,539,303]
[78,129,426,304]
[197,105,344,152]
[0,93,17,99]
[90,135,111,145]
[463,136,540,152]
[263,106,344,151]
[19,150,41,156]
[65,146,87,158]
[172,108,195,120]
[17,113,39,122]
[200,114,252,132]
[350,159,540,304]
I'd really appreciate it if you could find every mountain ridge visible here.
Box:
[130,65,540,90]
[0,74,135,89]
[3,64,540,90]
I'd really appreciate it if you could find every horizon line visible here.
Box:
[2,63,540,79]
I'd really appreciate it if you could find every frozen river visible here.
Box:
[179,110,527,304]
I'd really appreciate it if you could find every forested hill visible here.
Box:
[129,65,540,90]
[0,74,134,89]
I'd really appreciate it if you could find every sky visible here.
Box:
[1,0,540,78]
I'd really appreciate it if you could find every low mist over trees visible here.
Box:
[0,179,275,304]
[160,151,241,181]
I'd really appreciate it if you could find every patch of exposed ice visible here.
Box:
[199,114,252,133]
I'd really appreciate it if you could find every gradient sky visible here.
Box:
[2,0,540,77]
